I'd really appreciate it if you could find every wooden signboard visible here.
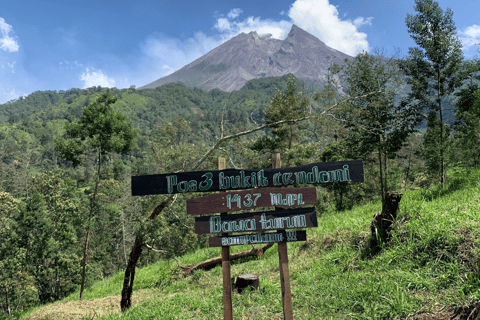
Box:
[209,230,307,247]
[131,160,364,195]
[130,155,365,320]
[187,187,317,215]
[194,207,317,235]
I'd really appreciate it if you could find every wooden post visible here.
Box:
[273,153,294,320]
[219,157,233,320]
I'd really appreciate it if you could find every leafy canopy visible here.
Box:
[55,92,137,166]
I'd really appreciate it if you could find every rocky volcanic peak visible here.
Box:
[141,25,352,91]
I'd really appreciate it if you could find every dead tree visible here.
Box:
[370,191,403,247]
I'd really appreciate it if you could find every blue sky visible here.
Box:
[0,0,479,104]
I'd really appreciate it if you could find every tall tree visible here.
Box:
[333,52,417,202]
[55,91,137,300]
[400,0,463,187]
[250,76,311,167]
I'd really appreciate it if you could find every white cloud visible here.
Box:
[227,8,243,19]
[80,67,116,88]
[353,17,373,28]
[60,60,84,69]
[0,17,19,52]
[0,85,26,104]
[7,61,16,73]
[288,0,371,55]
[215,18,231,32]
[140,31,221,78]
[214,15,292,40]
[459,24,480,50]
[212,0,371,55]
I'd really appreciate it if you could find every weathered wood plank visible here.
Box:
[195,207,317,235]
[187,187,317,215]
[209,230,307,247]
[131,160,364,195]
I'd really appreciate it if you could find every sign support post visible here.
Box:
[273,153,294,320]
[219,158,233,320]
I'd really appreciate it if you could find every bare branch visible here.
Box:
[147,193,176,221]
[190,89,381,172]
[190,116,310,171]
[167,206,193,230]
[143,242,181,267]
[143,243,168,254]
[317,90,382,117]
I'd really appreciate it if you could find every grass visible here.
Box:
[19,168,480,319]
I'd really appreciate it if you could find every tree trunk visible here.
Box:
[378,149,385,203]
[4,286,10,316]
[437,67,445,188]
[80,151,102,300]
[120,236,143,311]
[384,136,388,194]
[181,243,274,276]
[79,229,91,300]
[120,196,173,311]
[370,191,403,246]
[235,274,259,294]
[439,97,444,188]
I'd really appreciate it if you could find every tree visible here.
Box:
[395,133,425,189]
[400,0,463,187]
[453,61,480,167]
[27,173,82,302]
[333,52,417,202]
[55,91,137,300]
[250,76,311,167]
[0,192,38,315]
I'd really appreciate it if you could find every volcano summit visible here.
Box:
[141,25,352,91]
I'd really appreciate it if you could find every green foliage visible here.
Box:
[55,92,137,167]
[453,60,480,168]
[0,192,40,315]
[395,133,426,189]
[423,112,451,179]
[54,91,138,300]
[3,63,480,316]
[331,52,416,201]
[400,0,464,186]
[250,76,311,167]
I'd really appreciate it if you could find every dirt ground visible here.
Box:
[22,297,480,320]
[23,295,148,320]
[400,303,480,320]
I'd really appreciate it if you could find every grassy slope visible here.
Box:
[21,169,480,320]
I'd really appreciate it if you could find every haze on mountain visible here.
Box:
[141,25,352,92]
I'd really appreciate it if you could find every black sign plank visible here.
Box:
[194,207,317,235]
[209,230,307,247]
[132,160,363,195]
[186,187,317,215]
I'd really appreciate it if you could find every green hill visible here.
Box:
[19,168,480,320]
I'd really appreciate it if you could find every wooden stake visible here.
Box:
[278,242,293,319]
[219,157,233,320]
[273,153,294,320]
